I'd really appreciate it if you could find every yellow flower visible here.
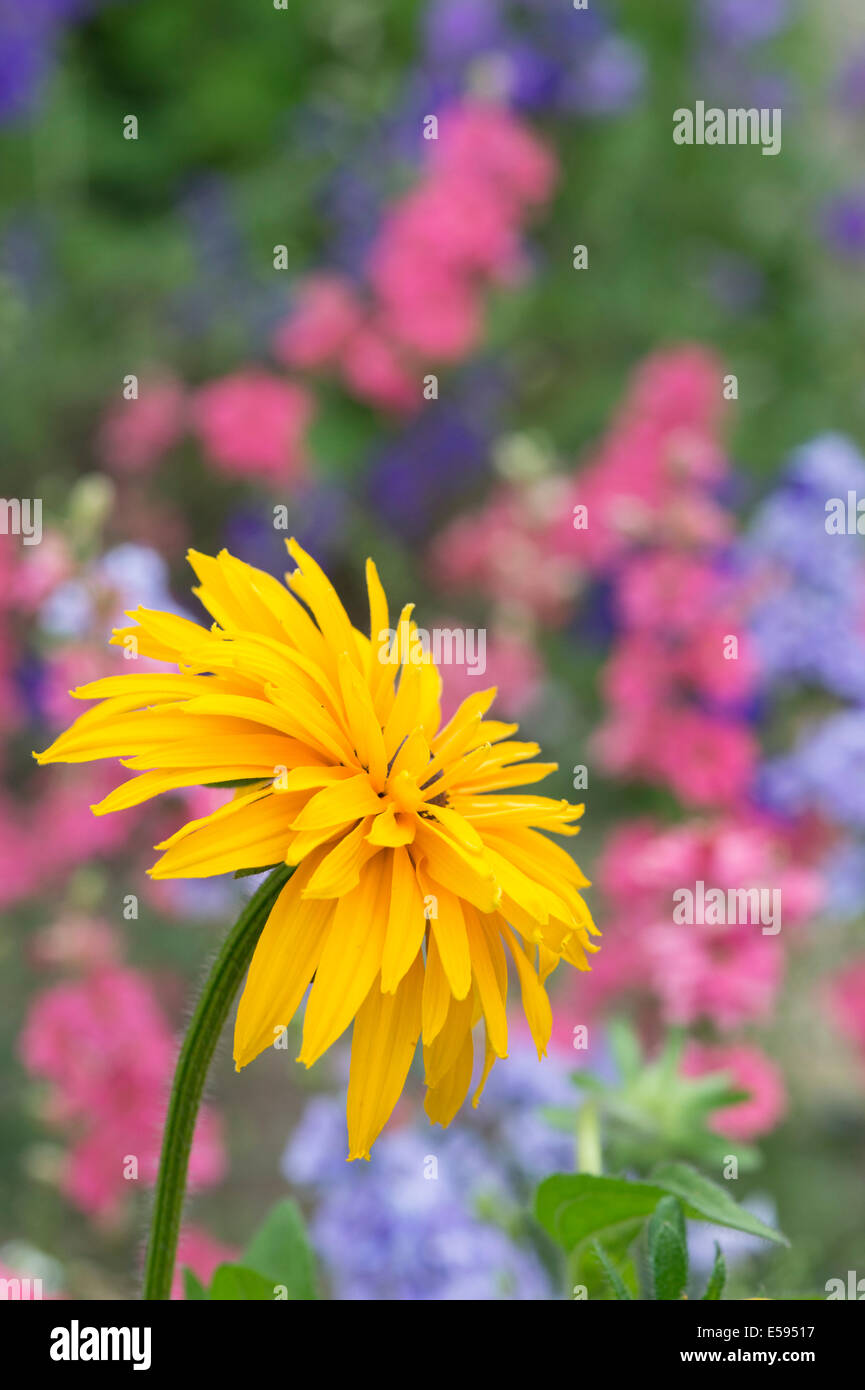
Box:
[36,541,597,1158]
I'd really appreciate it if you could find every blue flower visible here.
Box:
[281,1040,578,1299]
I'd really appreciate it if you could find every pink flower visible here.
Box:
[826,960,865,1057]
[428,479,578,623]
[615,554,726,634]
[674,620,757,703]
[376,263,482,360]
[437,628,542,724]
[683,1042,787,1140]
[371,176,520,285]
[649,709,757,808]
[339,324,419,414]
[432,102,557,211]
[190,371,312,480]
[98,376,185,474]
[267,103,558,415]
[649,923,783,1030]
[10,532,73,609]
[624,346,726,442]
[0,796,42,906]
[601,636,676,714]
[273,274,364,369]
[597,821,705,905]
[19,966,225,1220]
[598,815,821,925]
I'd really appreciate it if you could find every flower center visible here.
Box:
[386,769,424,815]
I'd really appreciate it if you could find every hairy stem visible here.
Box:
[142,865,291,1300]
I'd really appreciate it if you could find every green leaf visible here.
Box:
[648,1196,688,1300]
[650,1163,788,1246]
[591,1240,633,1300]
[536,1174,665,1251]
[209,1264,278,1301]
[243,1199,318,1300]
[182,1268,208,1301]
[574,1223,642,1301]
[702,1243,727,1301]
[536,1166,787,1255]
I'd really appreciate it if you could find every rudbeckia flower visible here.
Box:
[36,542,597,1158]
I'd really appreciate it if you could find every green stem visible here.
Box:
[142,865,291,1300]
[576,1099,603,1177]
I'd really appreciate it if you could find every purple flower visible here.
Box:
[563,36,646,115]
[0,0,118,123]
[787,435,865,499]
[700,0,791,49]
[282,1102,556,1299]
[834,51,865,115]
[762,712,865,829]
[424,0,504,69]
[0,31,50,121]
[366,404,492,540]
[822,842,865,920]
[496,40,563,110]
[281,1038,580,1299]
[822,191,865,260]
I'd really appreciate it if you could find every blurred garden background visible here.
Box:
[3,0,865,1299]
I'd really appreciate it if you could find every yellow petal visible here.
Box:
[301,818,380,898]
[499,917,552,1057]
[149,790,295,878]
[346,957,423,1160]
[423,989,473,1088]
[380,847,426,993]
[367,806,415,848]
[424,1028,473,1128]
[234,853,335,1068]
[337,652,387,789]
[298,854,390,1066]
[413,821,500,914]
[471,1025,498,1107]
[423,877,471,1002]
[290,774,382,831]
[464,908,508,1058]
[421,923,451,1046]
[92,767,268,815]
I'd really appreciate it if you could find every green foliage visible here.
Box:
[545,1021,760,1173]
[209,1265,277,1301]
[186,1199,318,1300]
[702,1244,727,1302]
[181,1268,209,1301]
[536,1164,784,1299]
[242,1198,318,1300]
[536,1163,786,1254]
[591,1240,633,1301]
[648,1196,688,1301]
[585,1198,730,1301]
